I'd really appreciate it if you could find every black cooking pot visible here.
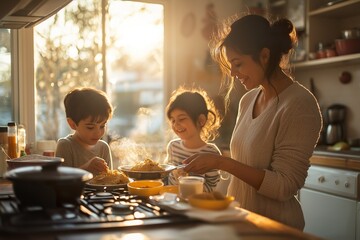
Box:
[5,161,93,208]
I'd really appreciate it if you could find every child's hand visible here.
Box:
[172,169,188,183]
[82,157,109,175]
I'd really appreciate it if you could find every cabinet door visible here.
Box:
[299,188,357,240]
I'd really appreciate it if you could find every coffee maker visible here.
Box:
[325,104,346,145]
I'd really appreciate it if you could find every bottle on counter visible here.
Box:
[0,126,8,177]
[7,122,18,159]
[18,125,26,157]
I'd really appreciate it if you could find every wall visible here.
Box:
[168,0,247,88]
[295,63,360,141]
[167,0,261,146]
[166,0,360,148]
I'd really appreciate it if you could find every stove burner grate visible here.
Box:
[0,187,192,234]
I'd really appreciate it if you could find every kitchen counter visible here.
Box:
[0,179,321,240]
[311,146,360,171]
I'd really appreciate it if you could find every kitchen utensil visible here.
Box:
[1,146,10,160]
[5,162,93,208]
[127,180,164,197]
[6,154,64,170]
[85,181,129,190]
[341,28,360,39]
[335,39,360,55]
[119,164,176,180]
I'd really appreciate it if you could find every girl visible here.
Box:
[165,87,222,192]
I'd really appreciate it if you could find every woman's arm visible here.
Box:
[183,153,265,190]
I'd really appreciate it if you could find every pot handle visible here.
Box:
[41,160,62,172]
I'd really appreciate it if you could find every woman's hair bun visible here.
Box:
[271,18,296,54]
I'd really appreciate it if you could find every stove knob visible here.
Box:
[318,176,325,183]
[345,182,350,188]
[334,180,339,185]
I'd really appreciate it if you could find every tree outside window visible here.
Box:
[34,0,166,166]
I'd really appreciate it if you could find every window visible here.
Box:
[0,29,12,125]
[34,0,166,166]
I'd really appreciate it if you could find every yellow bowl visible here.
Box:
[159,185,179,194]
[127,180,164,197]
[188,195,234,211]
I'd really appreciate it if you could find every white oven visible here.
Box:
[299,165,360,240]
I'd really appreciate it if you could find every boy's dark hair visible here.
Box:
[64,87,113,125]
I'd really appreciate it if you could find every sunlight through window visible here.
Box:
[34,1,165,165]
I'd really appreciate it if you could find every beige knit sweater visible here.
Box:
[229,81,322,230]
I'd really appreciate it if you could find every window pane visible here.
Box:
[106,2,166,165]
[34,0,103,140]
[0,29,12,125]
[34,0,166,165]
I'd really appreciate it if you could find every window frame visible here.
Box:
[13,0,173,146]
[12,28,36,145]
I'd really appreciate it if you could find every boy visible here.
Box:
[55,87,113,175]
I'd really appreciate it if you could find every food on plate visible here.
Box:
[88,169,130,185]
[188,191,235,210]
[191,191,226,200]
[130,158,165,171]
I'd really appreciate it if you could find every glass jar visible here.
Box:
[0,126,8,177]
[7,122,18,159]
[17,125,26,156]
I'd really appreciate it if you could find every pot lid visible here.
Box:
[5,163,93,182]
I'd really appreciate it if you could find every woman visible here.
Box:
[183,14,322,230]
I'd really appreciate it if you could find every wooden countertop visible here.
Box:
[311,146,360,171]
[311,155,360,171]
[0,179,322,240]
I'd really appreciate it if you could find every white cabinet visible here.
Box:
[300,188,359,240]
[299,165,360,240]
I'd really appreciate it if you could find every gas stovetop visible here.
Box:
[0,186,193,234]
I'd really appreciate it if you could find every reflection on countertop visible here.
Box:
[313,145,360,160]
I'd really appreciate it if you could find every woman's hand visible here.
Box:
[183,153,222,174]
[81,157,109,175]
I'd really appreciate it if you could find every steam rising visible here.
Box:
[110,138,167,169]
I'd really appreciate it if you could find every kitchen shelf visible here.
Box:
[293,53,360,69]
[294,0,360,70]
[309,0,360,17]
